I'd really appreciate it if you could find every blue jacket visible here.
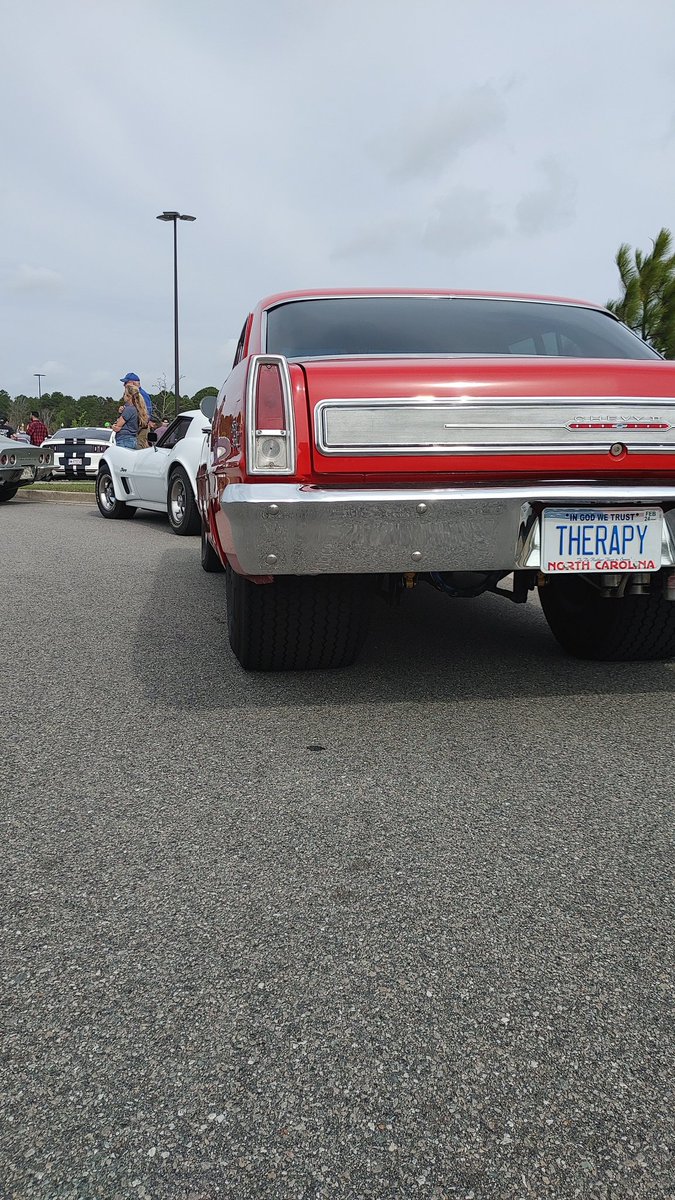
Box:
[139,386,153,418]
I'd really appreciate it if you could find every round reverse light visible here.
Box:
[609,442,626,457]
[261,437,282,458]
[9,454,16,465]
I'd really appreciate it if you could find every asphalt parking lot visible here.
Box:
[2,498,673,1199]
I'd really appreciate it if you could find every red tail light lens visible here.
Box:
[246,355,296,474]
[255,363,286,431]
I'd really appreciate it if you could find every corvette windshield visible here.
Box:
[265,297,658,361]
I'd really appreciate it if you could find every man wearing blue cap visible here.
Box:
[120,372,153,447]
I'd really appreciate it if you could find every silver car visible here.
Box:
[0,435,52,502]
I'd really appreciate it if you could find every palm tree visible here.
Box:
[607,227,675,357]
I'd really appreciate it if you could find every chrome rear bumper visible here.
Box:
[219,482,675,575]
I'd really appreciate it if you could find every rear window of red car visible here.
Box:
[265,297,659,361]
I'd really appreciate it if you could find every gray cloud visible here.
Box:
[332,217,415,260]
[515,160,577,236]
[423,187,506,255]
[376,86,506,183]
[333,187,505,262]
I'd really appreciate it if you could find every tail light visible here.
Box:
[0,454,6,465]
[9,454,16,465]
[246,355,295,474]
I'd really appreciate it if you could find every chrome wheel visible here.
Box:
[97,472,116,514]
[170,475,187,527]
[166,467,200,535]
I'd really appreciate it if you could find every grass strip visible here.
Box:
[29,481,95,493]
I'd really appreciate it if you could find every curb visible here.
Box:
[20,490,96,505]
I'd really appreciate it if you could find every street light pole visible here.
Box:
[156,211,196,417]
[34,373,45,402]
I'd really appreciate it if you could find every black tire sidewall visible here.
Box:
[539,574,675,661]
[168,468,200,535]
[201,523,224,571]
[226,567,370,671]
[96,470,122,519]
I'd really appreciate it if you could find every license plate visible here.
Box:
[541,507,663,573]
[70,458,83,466]
[20,466,36,480]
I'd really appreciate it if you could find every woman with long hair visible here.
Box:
[130,385,150,447]
[112,383,148,449]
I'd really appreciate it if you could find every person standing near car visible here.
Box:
[121,374,153,422]
[112,383,148,449]
[27,410,49,446]
[120,372,152,446]
[0,414,15,438]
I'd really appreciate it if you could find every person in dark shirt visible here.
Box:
[0,415,15,438]
[27,411,49,446]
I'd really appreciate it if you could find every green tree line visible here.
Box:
[0,381,218,433]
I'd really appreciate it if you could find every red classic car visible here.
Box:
[197,289,675,670]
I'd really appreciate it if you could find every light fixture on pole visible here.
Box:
[156,211,196,417]
[34,373,45,402]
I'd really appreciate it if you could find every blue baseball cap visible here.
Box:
[120,372,140,383]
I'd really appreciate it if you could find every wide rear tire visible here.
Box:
[226,567,371,671]
[539,574,675,661]
[0,484,19,502]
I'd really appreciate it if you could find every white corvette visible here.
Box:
[95,409,209,535]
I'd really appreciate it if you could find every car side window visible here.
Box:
[233,316,251,367]
[158,417,191,450]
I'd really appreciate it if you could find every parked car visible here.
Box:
[0,435,52,502]
[42,427,116,479]
[95,411,208,534]
[198,288,675,671]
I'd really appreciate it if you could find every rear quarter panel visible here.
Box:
[100,446,139,500]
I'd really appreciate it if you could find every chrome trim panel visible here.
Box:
[219,482,675,576]
[315,397,675,457]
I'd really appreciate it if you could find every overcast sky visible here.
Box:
[2,0,675,400]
